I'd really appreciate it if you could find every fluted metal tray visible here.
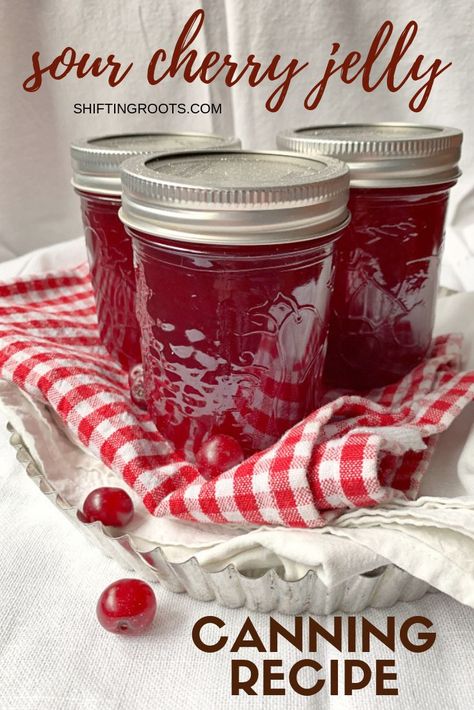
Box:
[9,423,434,614]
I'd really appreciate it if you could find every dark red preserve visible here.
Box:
[278,124,463,389]
[70,132,240,368]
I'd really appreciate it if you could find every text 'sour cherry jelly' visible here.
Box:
[120,150,350,456]
[277,124,463,389]
[70,132,240,369]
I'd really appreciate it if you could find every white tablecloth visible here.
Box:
[0,244,473,710]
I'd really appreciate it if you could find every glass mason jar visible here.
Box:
[70,132,240,369]
[120,150,350,457]
[277,124,463,389]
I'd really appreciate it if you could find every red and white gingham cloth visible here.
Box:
[0,264,473,528]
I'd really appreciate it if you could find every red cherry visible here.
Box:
[82,487,134,527]
[196,434,245,479]
[128,364,147,410]
[96,578,156,635]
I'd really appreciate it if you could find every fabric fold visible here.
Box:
[0,264,472,529]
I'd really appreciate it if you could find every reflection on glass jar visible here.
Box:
[134,238,336,455]
[78,191,142,368]
[325,185,451,388]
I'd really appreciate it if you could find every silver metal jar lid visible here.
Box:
[119,150,350,246]
[70,132,241,195]
[277,123,463,188]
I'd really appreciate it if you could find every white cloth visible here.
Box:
[2,438,474,710]
[1,244,474,709]
[3,375,474,605]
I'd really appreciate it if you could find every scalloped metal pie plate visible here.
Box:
[9,423,434,615]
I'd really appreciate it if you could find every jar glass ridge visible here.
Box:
[277,123,463,389]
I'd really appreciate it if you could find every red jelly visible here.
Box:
[70,133,240,368]
[120,150,350,456]
[278,124,463,389]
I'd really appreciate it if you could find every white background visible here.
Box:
[0,0,473,289]
[1,2,474,709]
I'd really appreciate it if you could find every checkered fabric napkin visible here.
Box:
[0,264,473,528]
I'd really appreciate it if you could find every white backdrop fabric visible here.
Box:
[0,0,473,290]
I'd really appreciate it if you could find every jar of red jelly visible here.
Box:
[277,124,463,389]
[119,150,350,456]
[70,132,240,368]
